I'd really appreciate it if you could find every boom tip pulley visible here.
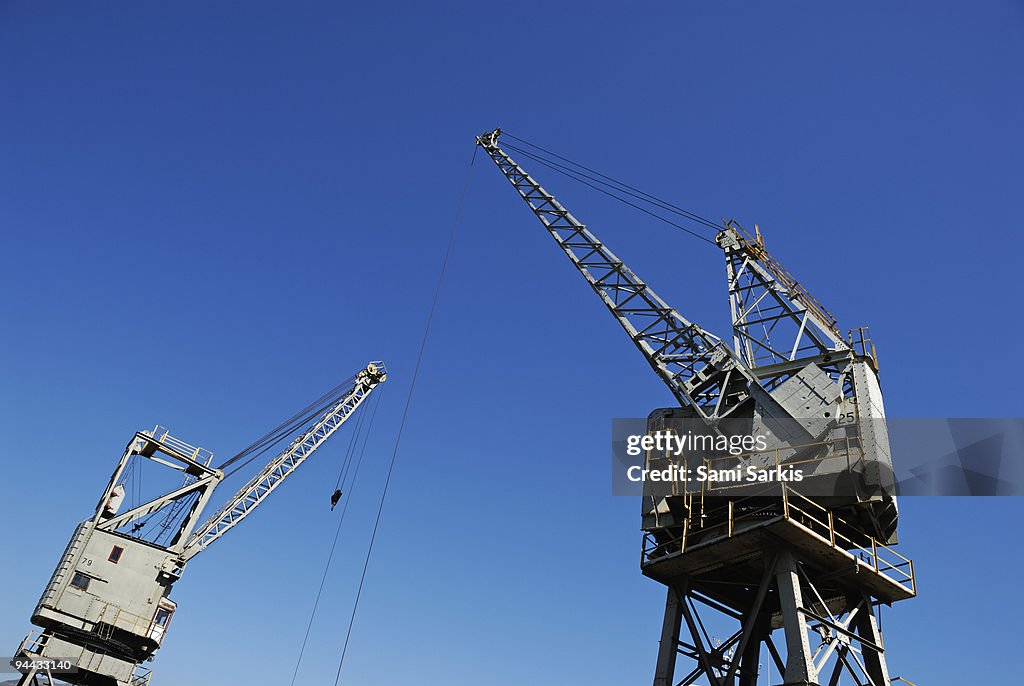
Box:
[476,127,502,148]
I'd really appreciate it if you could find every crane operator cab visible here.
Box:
[148,599,176,645]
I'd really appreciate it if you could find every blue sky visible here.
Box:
[2,2,1022,684]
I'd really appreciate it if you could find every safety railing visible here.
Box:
[642,483,915,596]
[146,425,214,465]
[16,630,48,656]
[95,601,156,639]
[16,630,83,677]
[131,666,153,686]
[849,326,879,370]
[781,486,914,595]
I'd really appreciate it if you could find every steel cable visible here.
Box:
[218,372,360,471]
[501,131,725,232]
[289,388,384,686]
[499,141,716,245]
[332,145,477,685]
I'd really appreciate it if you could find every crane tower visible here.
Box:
[478,129,915,686]
[11,362,386,686]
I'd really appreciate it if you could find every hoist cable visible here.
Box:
[219,386,348,471]
[345,391,384,498]
[288,388,384,686]
[500,140,723,233]
[501,131,725,233]
[218,372,359,471]
[498,142,716,245]
[500,140,718,243]
[220,380,349,468]
[334,395,368,492]
[332,145,477,685]
[222,385,364,479]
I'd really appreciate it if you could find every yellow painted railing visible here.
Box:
[641,483,915,596]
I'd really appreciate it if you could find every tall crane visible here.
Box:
[478,129,914,686]
[12,362,386,686]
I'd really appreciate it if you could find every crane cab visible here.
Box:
[147,598,176,645]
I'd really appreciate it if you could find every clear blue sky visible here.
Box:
[2,2,1022,684]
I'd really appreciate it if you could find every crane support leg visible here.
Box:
[653,587,684,686]
[647,542,900,686]
[738,614,769,686]
[855,597,890,685]
[776,551,818,685]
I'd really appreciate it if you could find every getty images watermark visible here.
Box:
[624,430,806,485]
[611,417,1024,497]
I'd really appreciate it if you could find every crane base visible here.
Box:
[646,503,913,686]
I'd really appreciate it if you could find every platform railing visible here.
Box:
[146,425,214,465]
[16,629,47,656]
[849,326,879,369]
[130,665,153,686]
[16,629,86,676]
[782,486,915,594]
[641,482,915,596]
[94,601,156,639]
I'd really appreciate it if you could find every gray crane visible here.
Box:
[478,129,913,686]
[11,362,386,686]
